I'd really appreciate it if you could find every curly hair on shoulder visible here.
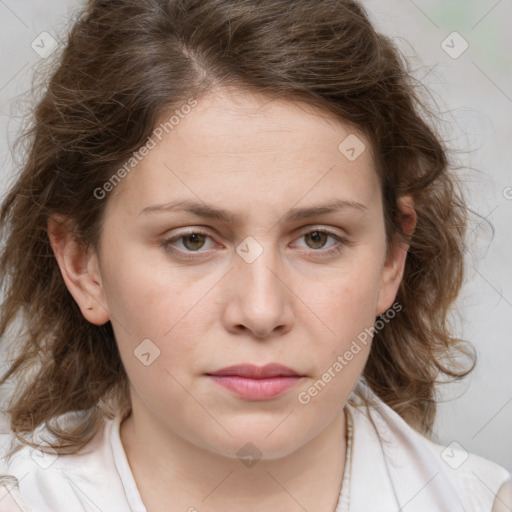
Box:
[0,0,475,455]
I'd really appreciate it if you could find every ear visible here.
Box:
[47,214,110,325]
[376,195,416,316]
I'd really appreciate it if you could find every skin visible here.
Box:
[48,86,416,512]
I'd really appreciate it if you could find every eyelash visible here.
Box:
[160,228,353,260]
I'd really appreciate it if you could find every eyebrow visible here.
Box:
[136,198,368,223]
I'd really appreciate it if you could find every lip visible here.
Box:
[207,363,302,379]
[206,364,304,401]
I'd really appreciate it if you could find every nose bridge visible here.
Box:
[227,235,292,336]
[237,236,283,304]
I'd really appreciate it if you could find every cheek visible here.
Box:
[100,240,196,330]
[295,253,383,377]
[302,256,382,328]
[100,247,218,378]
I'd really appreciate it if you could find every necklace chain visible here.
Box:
[336,405,353,511]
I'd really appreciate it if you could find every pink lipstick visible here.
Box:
[206,363,303,401]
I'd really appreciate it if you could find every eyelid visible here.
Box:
[162,228,216,250]
[294,224,348,238]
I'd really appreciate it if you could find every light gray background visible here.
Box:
[0,0,511,472]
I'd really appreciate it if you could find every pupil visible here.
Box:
[184,233,205,250]
[307,231,326,249]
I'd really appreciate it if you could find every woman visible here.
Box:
[0,0,510,510]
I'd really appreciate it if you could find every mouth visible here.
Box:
[207,363,303,379]
[205,363,304,401]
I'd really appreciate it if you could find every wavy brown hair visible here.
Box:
[0,0,475,455]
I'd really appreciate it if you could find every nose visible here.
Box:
[220,242,294,339]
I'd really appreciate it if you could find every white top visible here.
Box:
[0,380,511,512]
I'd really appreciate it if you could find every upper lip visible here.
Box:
[206,363,303,379]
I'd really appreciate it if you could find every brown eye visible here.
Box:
[304,231,329,250]
[161,230,214,258]
[181,233,207,251]
[292,228,354,259]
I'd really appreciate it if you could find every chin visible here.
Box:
[196,425,311,463]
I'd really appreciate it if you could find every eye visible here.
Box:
[292,229,353,257]
[161,227,353,260]
[161,229,216,257]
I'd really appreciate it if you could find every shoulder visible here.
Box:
[0,415,128,512]
[346,380,511,512]
[0,431,38,512]
[424,437,512,511]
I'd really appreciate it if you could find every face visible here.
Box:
[49,86,413,460]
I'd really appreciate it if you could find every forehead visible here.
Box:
[106,87,380,220]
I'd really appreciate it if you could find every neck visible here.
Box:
[120,401,347,512]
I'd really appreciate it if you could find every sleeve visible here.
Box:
[0,476,34,512]
[492,477,512,512]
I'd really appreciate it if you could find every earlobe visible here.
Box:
[376,195,417,316]
[47,214,110,325]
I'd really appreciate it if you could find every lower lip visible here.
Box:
[208,375,302,400]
